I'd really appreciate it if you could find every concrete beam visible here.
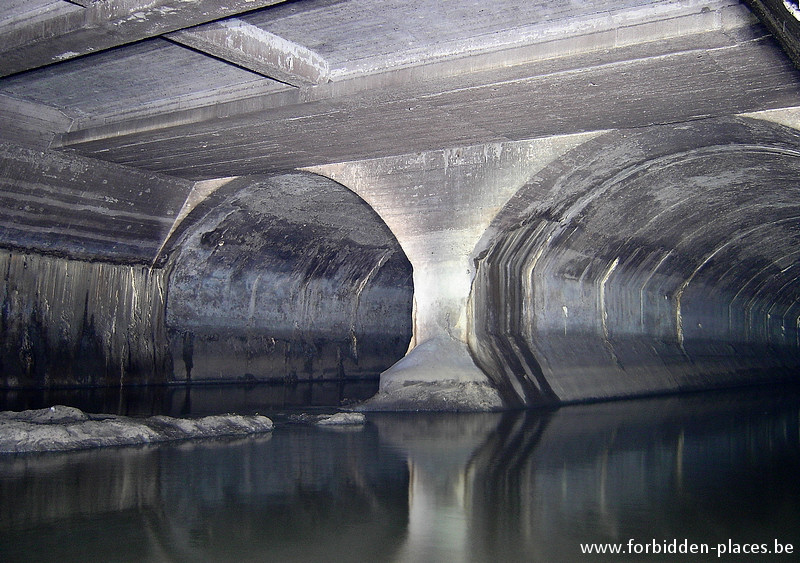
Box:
[743,0,800,69]
[166,19,329,87]
[740,105,800,131]
[0,95,72,150]
[0,0,288,77]
[55,14,800,180]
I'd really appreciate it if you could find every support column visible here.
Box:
[306,133,601,410]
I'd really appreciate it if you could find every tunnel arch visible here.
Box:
[469,116,800,407]
[160,171,413,383]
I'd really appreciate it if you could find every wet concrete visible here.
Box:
[470,117,800,406]
[163,173,412,383]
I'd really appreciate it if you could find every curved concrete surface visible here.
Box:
[164,172,413,383]
[470,117,800,406]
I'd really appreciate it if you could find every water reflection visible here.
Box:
[371,413,501,562]
[372,388,800,562]
[2,386,800,562]
[471,393,800,561]
[0,427,409,563]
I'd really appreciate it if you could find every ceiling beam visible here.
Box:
[0,95,73,150]
[742,0,800,69]
[166,19,329,87]
[0,0,288,77]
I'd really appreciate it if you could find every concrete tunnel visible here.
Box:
[308,115,800,410]
[4,114,800,410]
[0,0,800,411]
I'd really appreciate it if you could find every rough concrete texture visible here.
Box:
[0,251,170,388]
[0,405,274,453]
[0,170,414,389]
[0,143,192,263]
[165,172,412,383]
[47,10,800,180]
[0,0,289,77]
[356,380,504,413]
[356,338,504,412]
[470,117,800,406]
[744,0,800,68]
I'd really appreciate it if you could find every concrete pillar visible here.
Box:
[306,132,601,410]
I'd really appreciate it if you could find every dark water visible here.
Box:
[2,384,800,562]
[0,380,381,418]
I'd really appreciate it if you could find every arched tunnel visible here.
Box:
[1,115,800,410]
[0,162,415,391]
[0,0,799,411]
[469,116,800,407]
[162,172,413,383]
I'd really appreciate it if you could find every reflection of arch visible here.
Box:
[462,390,800,561]
[160,172,413,383]
[0,431,410,561]
[470,117,800,406]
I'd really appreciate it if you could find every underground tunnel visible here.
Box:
[162,172,413,384]
[0,0,799,409]
[2,1,800,561]
[1,117,800,410]
[0,168,414,390]
[469,116,800,407]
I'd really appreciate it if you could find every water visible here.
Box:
[2,384,800,562]
[0,380,381,417]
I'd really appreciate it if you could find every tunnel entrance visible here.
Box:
[470,116,800,406]
[162,172,413,385]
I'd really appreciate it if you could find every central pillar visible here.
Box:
[305,133,602,410]
[372,230,501,410]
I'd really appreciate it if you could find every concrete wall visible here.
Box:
[470,117,800,406]
[0,143,192,263]
[0,251,170,388]
[0,167,413,389]
[0,145,186,389]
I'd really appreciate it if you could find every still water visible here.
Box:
[2,383,800,562]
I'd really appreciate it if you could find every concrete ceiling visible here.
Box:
[0,0,798,181]
[0,0,799,266]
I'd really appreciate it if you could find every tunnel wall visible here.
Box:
[0,143,192,264]
[0,167,412,389]
[0,250,171,388]
[164,173,413,383]
[0,144,190,389]
[469,117,800,406]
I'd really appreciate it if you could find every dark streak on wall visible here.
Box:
[0,251,171,388]
[470,117,800,406]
